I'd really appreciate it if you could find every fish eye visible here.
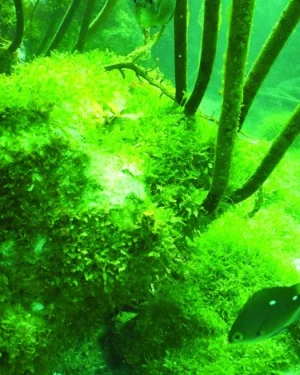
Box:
[232,332,243,341]
[292,295,298,301]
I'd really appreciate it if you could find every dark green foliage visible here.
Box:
[0,305,48,374]
[0,2,15,40]
[54,328,110,375]
[102,281,224,374]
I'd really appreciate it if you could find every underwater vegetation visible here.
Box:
[0,0,300,375]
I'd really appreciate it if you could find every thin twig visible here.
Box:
[104,62,175,100]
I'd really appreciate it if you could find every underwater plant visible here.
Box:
[0,1,300,375]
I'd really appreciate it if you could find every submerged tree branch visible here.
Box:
[87,0,118,40]
[0,0,24,74]
[184,0,221,116]
[174,0,188,105]
[201,0,255,214]
[229,103,300,204]
[35,18,59,56]
[239,0,300,129]
[104,62,175,100]
[73,0,96,52]
[244,186,264,219]
[45,0,81,56]
[7,0,24,53]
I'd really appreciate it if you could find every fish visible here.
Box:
[133,0,176,28]
[228,283,300,344]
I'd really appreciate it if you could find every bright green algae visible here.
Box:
[0,52,299,375]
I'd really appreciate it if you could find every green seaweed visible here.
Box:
[0,20,299,375]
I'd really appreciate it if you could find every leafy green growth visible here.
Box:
[0,51,192,374]
[0,51,299,375]
[0,305,48,374]
[137,210,300,375]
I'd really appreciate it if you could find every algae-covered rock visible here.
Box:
[0,51,184,374]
